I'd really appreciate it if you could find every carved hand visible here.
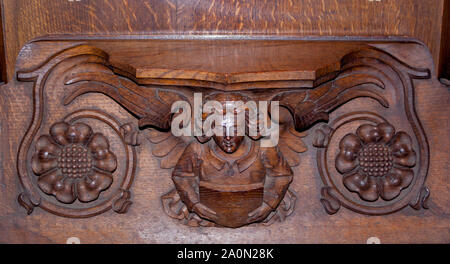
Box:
[247,202,273,223]
[193,203,217,220]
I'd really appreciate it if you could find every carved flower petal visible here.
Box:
[50,122,70,146]
[389,132,416,167]
[377,123,395,143]
[343,171,379,202]
[31,155,58,176]
[38,172,76,203]
[356,123,395,144]
[379,167,414,201]
[93,152,117,172]
[54,179,77,204]
[65,123,92,144]
[37,170,61,194]
[77,170,113,202]
[87,133,111,159]
[35,135,60,155]
[335,134,361,174]
[31,136,59,175]
[356,124,381,144]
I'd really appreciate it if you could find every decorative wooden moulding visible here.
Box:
[15,37,432,228]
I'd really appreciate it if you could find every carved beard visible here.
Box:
[213,135,245,153]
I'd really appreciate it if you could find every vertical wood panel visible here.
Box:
[0,0,446,81]
[0,0,6,83]
[439,0,449,80]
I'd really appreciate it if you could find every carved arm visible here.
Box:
[262,148,294,210]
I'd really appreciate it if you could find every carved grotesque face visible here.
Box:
[213,125,245,153]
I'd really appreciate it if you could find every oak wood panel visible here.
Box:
[439,0,450,80]
[1,0,446,81]
[0,38,448,243]
[0,1,5,83]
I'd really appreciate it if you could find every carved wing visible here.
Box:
[145,129,193,169]
[277,123,308,167]
[64,64,187,130]
[272,48,391,131]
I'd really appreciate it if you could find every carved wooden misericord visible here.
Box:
[14,37,432,228]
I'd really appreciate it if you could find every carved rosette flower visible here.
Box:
[335,123,416,201]
[31,122,117,203]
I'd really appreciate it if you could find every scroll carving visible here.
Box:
[15,40,432,226]
[15,45,138,217]
[312,46,431,215]
[17,109,137,217]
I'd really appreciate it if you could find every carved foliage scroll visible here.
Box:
[17,46,136,217]
[313,48,431,215]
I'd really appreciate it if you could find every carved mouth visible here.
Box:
[222,142,235,152]
[224,142,234,147]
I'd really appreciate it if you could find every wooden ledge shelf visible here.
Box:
[16,39,404,90]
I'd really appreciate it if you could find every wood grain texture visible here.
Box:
[0,1,5,83]
[1,0,447,81]
[439,0,450,80]
[0,37,448,243]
